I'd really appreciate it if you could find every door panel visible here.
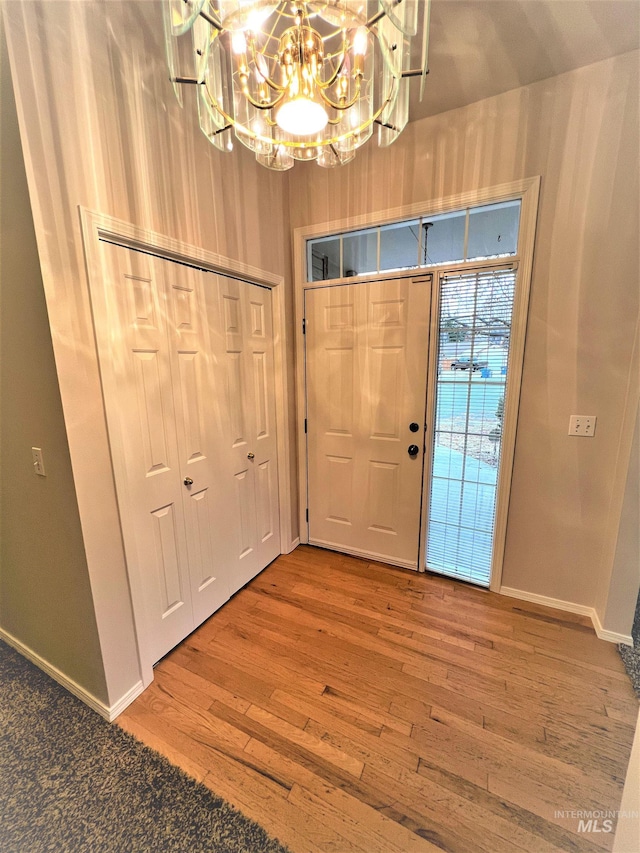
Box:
[212,275,280,592]
[101,244,194,662]
[150,503,184,617]
[162,261,231,626]
[188,487,217,592]
[256,460,276,541]
[306,277,430,568]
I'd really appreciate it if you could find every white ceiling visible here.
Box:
[409,0,640,121]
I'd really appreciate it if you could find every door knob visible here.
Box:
[409,422,420,432]
[183,477,193,486]
[408,445,420,458]
[247,452,255,460]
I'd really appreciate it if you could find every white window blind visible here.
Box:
[427,268,516,586]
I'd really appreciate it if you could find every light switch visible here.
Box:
[31,447,46,476]
[568,416,597,437]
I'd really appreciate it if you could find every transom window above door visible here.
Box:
[306,200,521,282]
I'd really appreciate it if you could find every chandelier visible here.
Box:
[163,1,431,169]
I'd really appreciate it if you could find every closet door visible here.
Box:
[92,243,280,664]
[161,260,231,625]
[214,275,280,592]
[99,244,194,663]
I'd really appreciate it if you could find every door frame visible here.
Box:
[293,177,540,591]
[80,208,293,682]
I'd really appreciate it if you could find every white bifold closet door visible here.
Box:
[305,277,430,568]
[95,243,279,664]
[214,275,281,590]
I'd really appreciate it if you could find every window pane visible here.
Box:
[428,268,516,587]
[467,200,520,260]
[342,229,378,277]
[379,220,420,272]
[422,212,466,265]
[308,237,340,281]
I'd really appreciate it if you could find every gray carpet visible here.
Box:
[0,640,291,853]
[619,590,640,698]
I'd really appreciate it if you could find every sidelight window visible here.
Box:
[426,268,516,586]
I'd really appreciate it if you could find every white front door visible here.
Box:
[94,244,279,664]
[305,277,430,568]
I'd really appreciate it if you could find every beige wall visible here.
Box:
[0,18,107,702]
[288,51,640,618]
[2,0,294,706]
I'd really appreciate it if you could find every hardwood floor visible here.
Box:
[117,546,638,853]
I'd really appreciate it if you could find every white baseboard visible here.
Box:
[0,626,144,720]
[499,586,594,617]
[591,609,634,647]
[499,587,634,646]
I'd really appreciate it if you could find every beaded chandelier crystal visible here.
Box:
[163,1,431,169]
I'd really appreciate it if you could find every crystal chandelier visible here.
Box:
[163,1,431,169]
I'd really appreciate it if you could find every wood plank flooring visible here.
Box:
[117,546,638,853]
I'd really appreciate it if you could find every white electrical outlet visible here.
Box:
[31,447,46,476]
[568,415,597,437]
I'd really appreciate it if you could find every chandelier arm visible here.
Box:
[247,43,286,93]
[318,77,362,112]
[241,86,287,110]
[198,7,222,31]
[316,50,347,89]
[211,122,233,136]
[374,117,398,132]
[367,0,403,28]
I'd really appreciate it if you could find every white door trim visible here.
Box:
[294,178,540,593]
[80,207,293,680]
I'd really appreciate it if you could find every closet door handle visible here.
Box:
[184,477,194,486]
[247,452,255,460]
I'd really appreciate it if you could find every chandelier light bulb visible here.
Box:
[353,27,368,56]
[231,30,247,54]
[237,0,274,32]
[276,96,329,136]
